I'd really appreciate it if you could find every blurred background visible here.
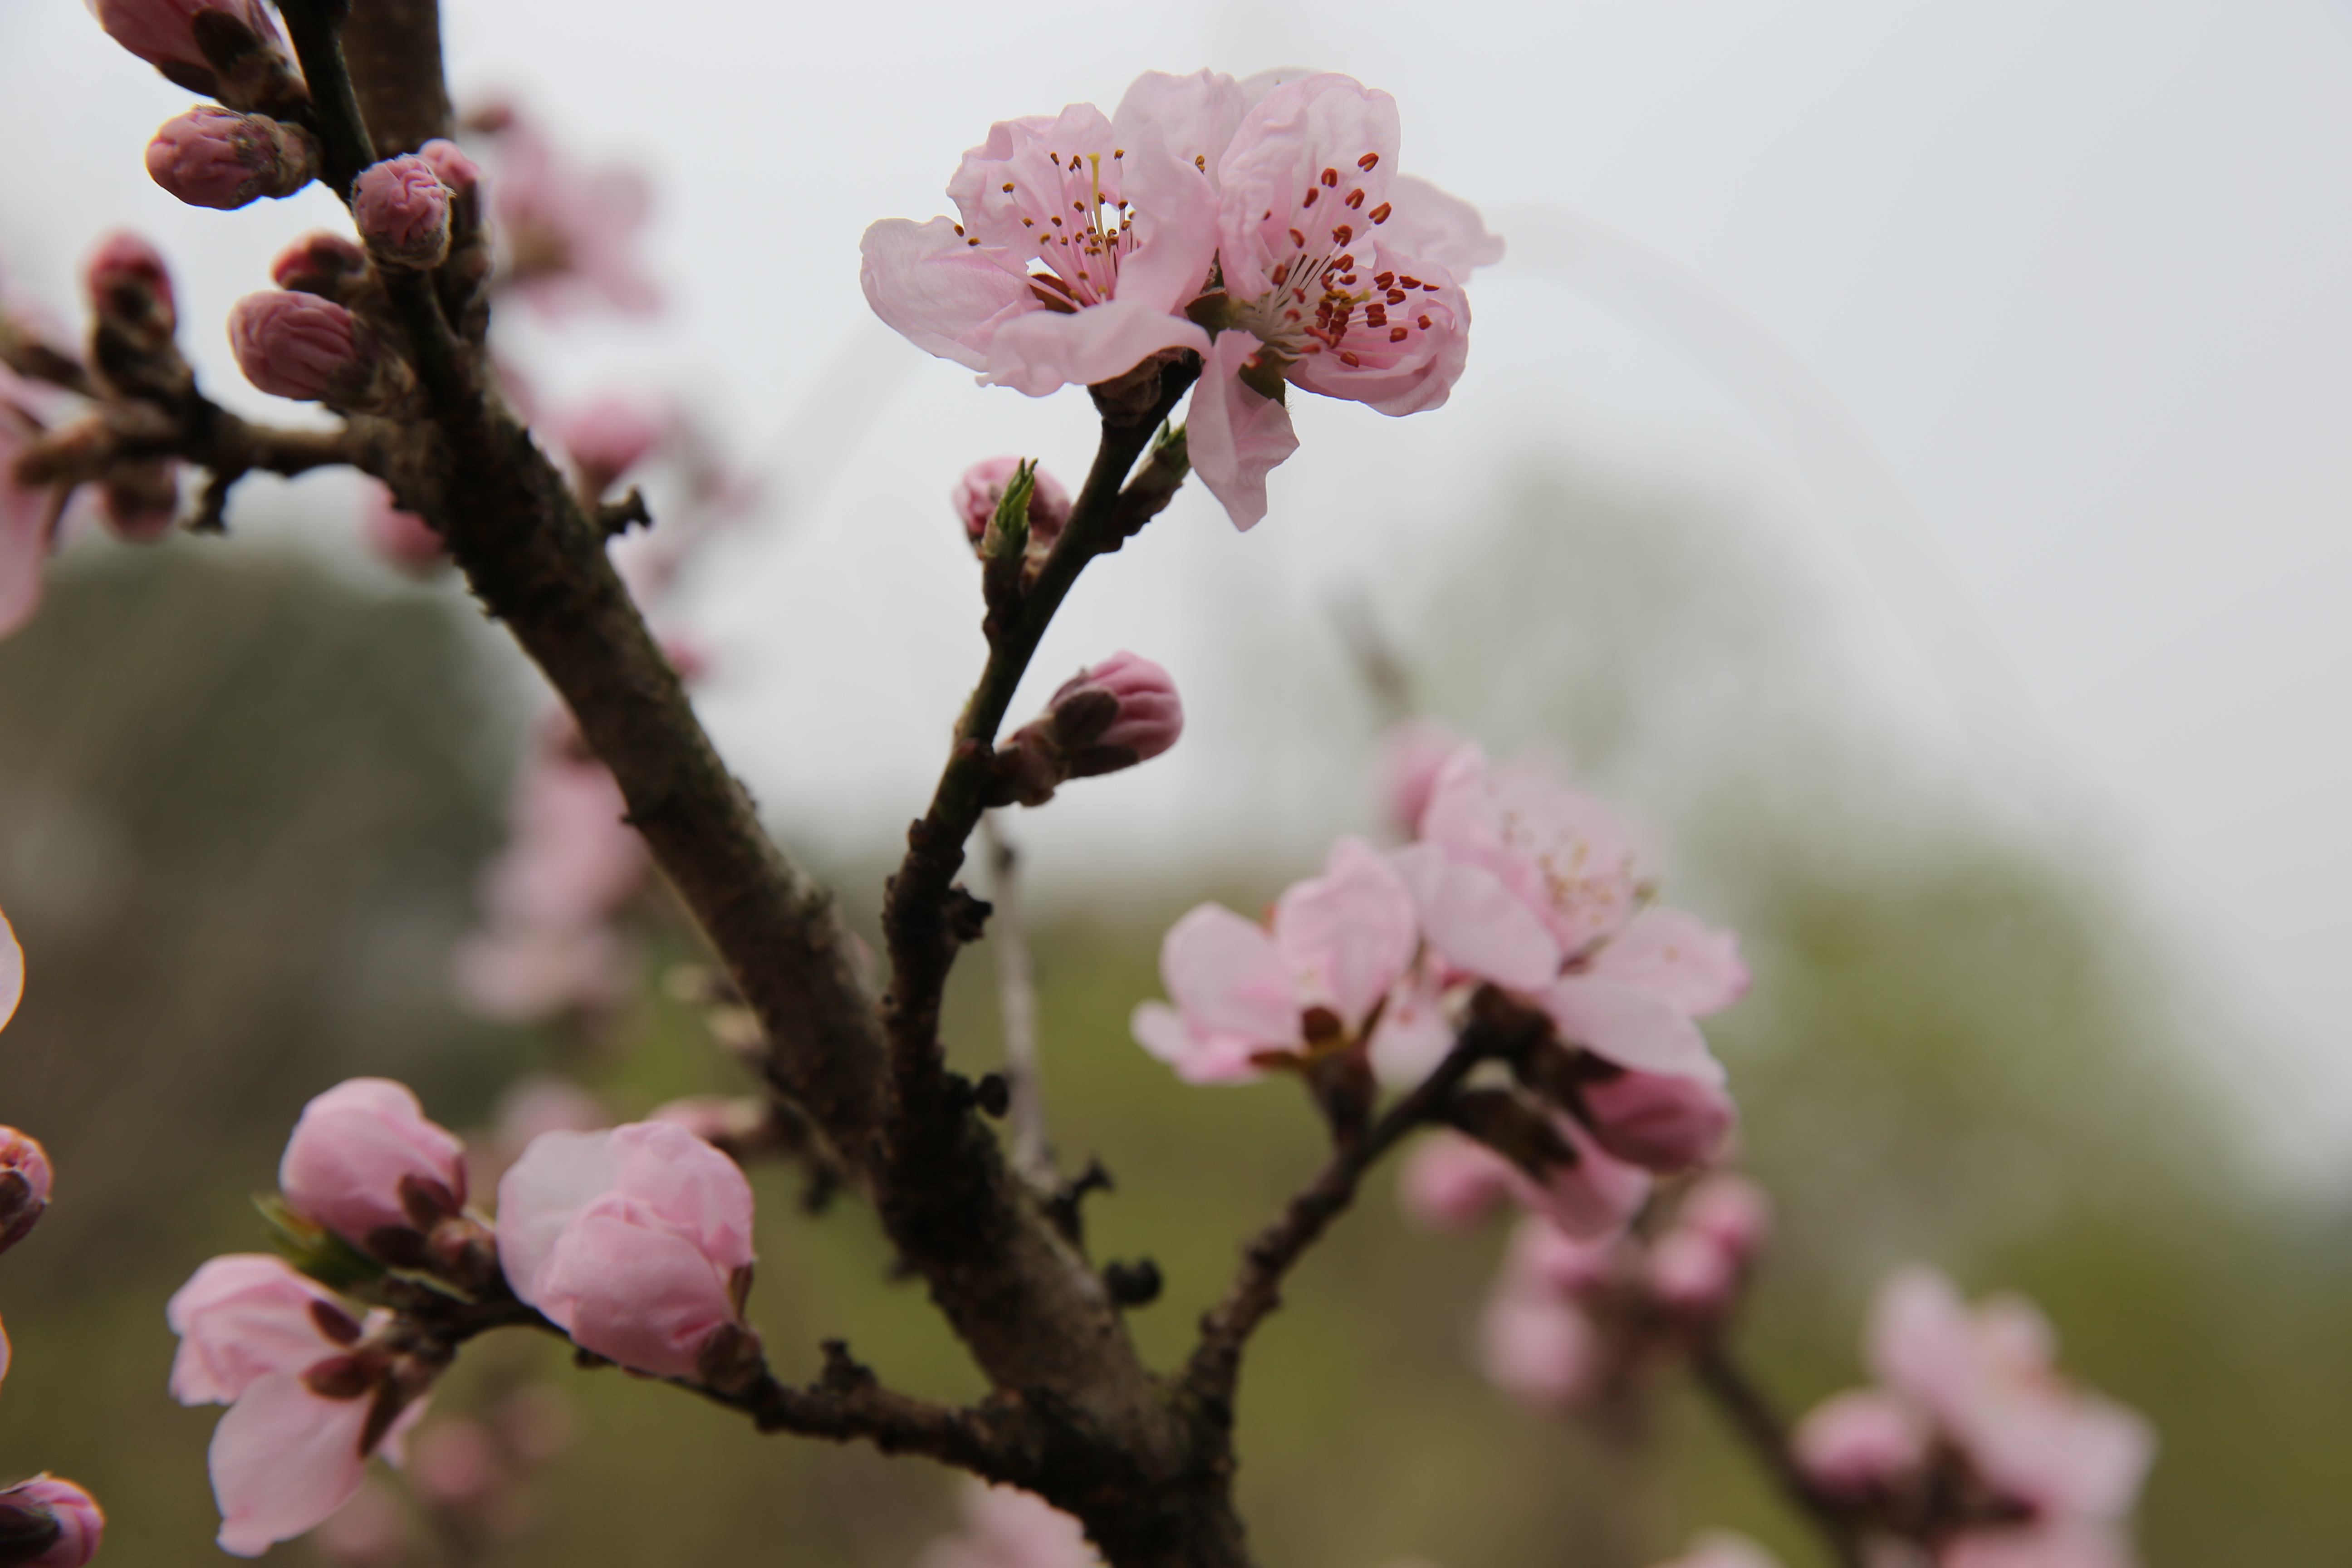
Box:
[2,2,2350,1565]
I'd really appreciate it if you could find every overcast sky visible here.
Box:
[4,1,2349,1188]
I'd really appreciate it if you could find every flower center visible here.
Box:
[1228,154,1441,372]
[961,148,1137,312]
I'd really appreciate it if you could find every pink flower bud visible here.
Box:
[353,155,452,271]
[550,395,664,498]
[279,1078,468,1253]
[360,480,444,573]
[496,1122,757,1379]
[270,232,368,298]
[227,290,368,403]
[166,1254,360,1408]
[0,905,20,1032]
[1644,1226,1740,1319]
[990,652,1184,806]
[0,1476,103,1568]
[1396,1133,1517,1231]
[1477,1275,1597,1409]
[416,139,480,201]
[83,232,175,334]
[1578,1068,1736,1172]
[0,1128,54,1256]
[1792,1388,1931,1497]
[84,0,282,74]
[146,107,315,210]
[1676,1173,1771,1261]
[951,456,1072,549]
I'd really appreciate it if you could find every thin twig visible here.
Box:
[1690,1343,1868,1568]
[981,812,1053,1187]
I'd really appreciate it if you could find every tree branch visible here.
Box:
[1690,1344,1868,1568]
[340,0,453,156]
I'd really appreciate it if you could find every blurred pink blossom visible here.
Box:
[278,1078,468,1252]
[83,0,282,75]
[1476,1217,1611,1408]
[359,479,446,572]
[0,901,18,1031]
[409,1418,504,1507]
[1396,1132,1518,1232]
[1579,1068,1736,1172]
[1792,1388,1930,1498]
[496,1121,757,1378]
[1377,717,1463,838]
[1647,1533,1784,1568]
[0,382,52,640]
[0,1125,55,1255]
[918,1478,1098,1568]
[0,1475,105,1568]
[549,394,666,499]
[1132,835,1416,1083]
[489,116,660,316]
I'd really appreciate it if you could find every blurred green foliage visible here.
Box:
[0,468,2346,1568]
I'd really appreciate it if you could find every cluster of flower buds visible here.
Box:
[452,709,652,1024]
[863,69,1502,528]
[1411,1174,1769,1410]
[171,1076,767,1554]
[1789,1267,2155,1566]
[0,909,105,1568]
[986,652,1184,808]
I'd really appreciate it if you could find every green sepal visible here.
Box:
[255,1194,384,1294]
[981,459,1037,563]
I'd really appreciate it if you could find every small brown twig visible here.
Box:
[1690,1343,1869,1568]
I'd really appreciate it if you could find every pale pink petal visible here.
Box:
[1271,836,1416,1026]
[1158,903,1298,1047]
[1516,1115,1651,1241]
[1477,1277,1596,1409]
[1285,269,1470,417]
[167,1255,347,1406]
[533,1198,737,1378]
[1378,174,1506,277]
[1541,976,1724,1084]
[1365,969,1455,1088]
[946,107,1119,255]
[1186,329,1297,531]
[1215,75,1400,292]
[0,904,20,1032]
[1109,71,1245,191]
[603,1121,756,1272]
[1578,1069,1736,1171]
[1377,718,1464,837]
[918,1477,1098,1568]
[278,1078,467,1247]
[209,1373,375,1557]
[1964,1385,2156,1522]
[1588,910,1750,1017]
[1130,1001,1264,1085]
[1395,1134,1515,1231]
[1500,1210,1627,1298]
[1792,1388,1931,1495]
[1863,1265,1977,1418]
[1100,134,1223,317]
[494,1129,617,1305]
[859,217,1033,374]
[981,298,1210,397]
[1392,843,1561,991]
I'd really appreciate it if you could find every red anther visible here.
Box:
[1289,227,1307,246]
[1340,350,1362,365]
[1345,189,1367,209]
[1375,271,1396,287]
[1417,314,1432,329]
[1423,282,1440,291]
[1387,288,1408,304]
[1389,326,1408,342]
[1303,188,1319,209]
[1321,167,1340,186]
[1358,152,1380,170]
[1001,181,1015,192]
[1369,202,1393,225]
[1272,263,1290,286]
[1399,275,1421,289]
[1366,307,1387,326]
[1332,224,1355,245]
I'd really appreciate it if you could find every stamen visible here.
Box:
[1389,326,1407,342]
[1332,224,1355,245]
[1417,314,1432,328]
[1303,189,1318,209]
[1344,189,1366,210]
[1369,202,1392,225]
[1339,350,1361,365]
[1002,182,1015,193]
[1400,276,1421,289]
[1358,152,1380,170]
[1289,227,1306,247]
[1386,288,1407,304]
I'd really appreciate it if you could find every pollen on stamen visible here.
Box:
[1320,167,1339,187]
[1001,182,1015,193]
[1345,189,1366,210]
[1332,224,1355,245]
[1049,152,1061,166]
[1369,202,1392,225]
[1272,263,1290,286]
[1339,350,1361,366]
[1358,152,1380,170]
[1051,216,1063,227]
[1288,227,1307,247]
[1196,154,1208,171]
[1417,314,1432,328]
[1303,189,1319,209]
[1386,288,1408,304]
[968,238,980,247]
[1115,148,1126,157]
[1388,326,1407,342]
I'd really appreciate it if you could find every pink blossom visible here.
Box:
[278,1078,467,1252]
[495,1121,757,1378]
[1515,1112,1651,1240]
[1132,836,1416,1083]
[227,289,365,403]
[309,1480,406,1566]
[993,652,1185,807]
[1792,1388,1931,1497]
[1864,1268,2155,1524]
[416,139,480,201]
[145,106,315,210]
[918,1479,1098,1568]
[1396,748,1742,1085]
[954,456,1073,549]
[83,0,282,75]
[1186,74,1499,528]
[0,1125,54,1256]
[1475,1218,1620,1408]
[1646,1533,1784,1568]
[453,712,647,1022]
[861,73,1236,395]
[1396,1132,1517,1232]
[0,1313,10,1390]
[359,480,445,572]
[0,1475,105,1568]
[166,1254,414,1557]
[489,116,660,316]
[1941,1524,2137,1568]
[1377,717,1464,837]
[353,154,452,270]
[1578,1068,1736,1171]
[549,394,666,499]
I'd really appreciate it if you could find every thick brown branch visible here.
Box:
[1692,1344,1868,1568]
[340,0,453,155]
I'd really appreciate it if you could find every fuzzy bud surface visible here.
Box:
[278,1078,467,1252]
[146,107,314,210]
[227,290,363,403]
[353,155,452,270]
[0,1476,104,1568]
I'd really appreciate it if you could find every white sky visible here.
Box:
[3,2,2349,1188]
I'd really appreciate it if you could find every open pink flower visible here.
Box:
[862,72,1238,397]
[167,1254,420,1557]
[495,1121,757,1378]
[1474,1215,1627,1408]
[1131,835,1416,1083]
[278,1078,467,1253]
[1395,747,1744,1085]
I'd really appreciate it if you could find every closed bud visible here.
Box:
[84,0,280,77]
[270,232,369,299]
[227,290,394,407]
[953,456,1071,551]
[988,652,1182,807]
[0,1129,52,1256]
[279,1078,467,1257]
[353,155,452,271]
[1792,1389,1930,1499]
[83,232,175,338]
[0,1476,102,1568]
[1577,1067,1736,1172]
[145,107,315,211]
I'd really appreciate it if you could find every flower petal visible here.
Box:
[1587,909,1749,1016]
[1391,843,1560,991]
[1540,975,1724,1084]
[980,296,1209,397]
[494,1129,618,1307]
[0,903,20,1034]
[1130,1001,1264,1084]
[1272,835,1416,1026]
[208,1373,374,1557]
[1379,174,1505,276]
[1187,330,1298,531]
[1159,902,1298,1047]
[859,217,1033,374]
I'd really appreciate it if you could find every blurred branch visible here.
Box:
[340,0,453,156]
[981,812,1054,1188]
[1328,581,1415,725]
[1690,1344,1867,1568]
[1184,994,1547,1415]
